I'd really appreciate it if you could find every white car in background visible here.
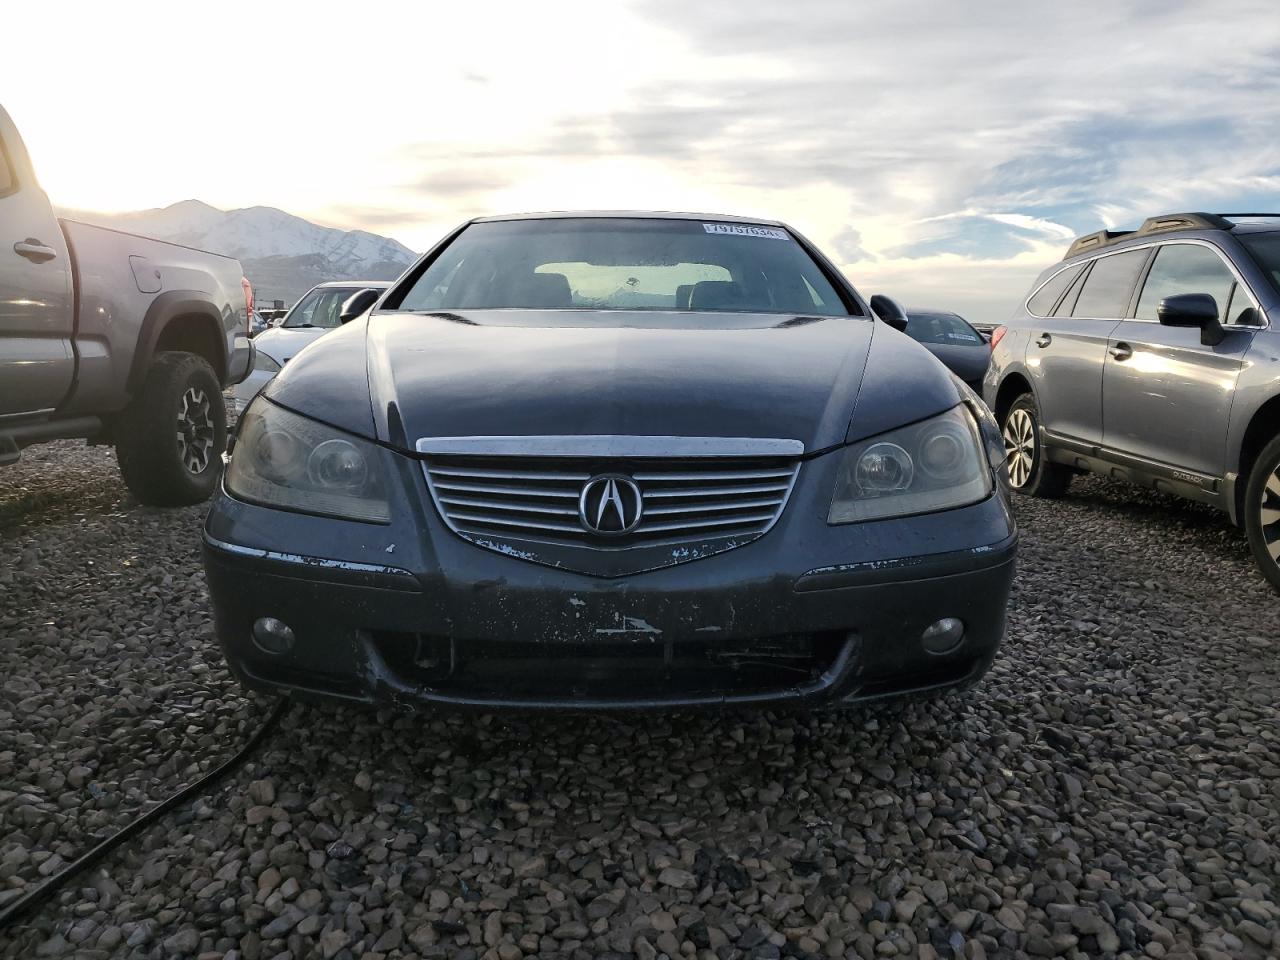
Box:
[228,280,390,414]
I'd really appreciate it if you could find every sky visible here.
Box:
[3,0,1278,320]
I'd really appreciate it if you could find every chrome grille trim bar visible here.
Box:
[416,435,805,458]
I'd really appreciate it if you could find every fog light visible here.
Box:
[921,617,964,655]
[252,617,295,655]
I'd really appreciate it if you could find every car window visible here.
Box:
[393,217,851,316]
[282,287,362,329]
[904,312,983,345]
[1225,283,1260,325]
[1057,266,1090,317]
[1135,244,1237,323]
[536,261,733,309]
[1070,249,1148,319]
[1027,264,1084,317]
[1239,232,1280,299]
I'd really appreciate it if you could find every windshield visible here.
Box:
[282,287,365,329]
[1240,232,1280,297]
[392,217,852,316]
[904,312,983,345]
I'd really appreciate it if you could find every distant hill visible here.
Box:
[59,199,418,305]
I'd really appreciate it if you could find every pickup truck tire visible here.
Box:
[1244,432,1280,594]
[115,351,227,506]
[1000,393,1072,498]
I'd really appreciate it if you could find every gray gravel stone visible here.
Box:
[1,443,1279,960]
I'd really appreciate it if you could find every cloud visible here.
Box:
[108,0,1272,319]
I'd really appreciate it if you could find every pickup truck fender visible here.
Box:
[129,290,233,391]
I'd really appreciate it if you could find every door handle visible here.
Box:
[1109,342,1133,361]
[13,239,57,263]
[1035,333,1052,348]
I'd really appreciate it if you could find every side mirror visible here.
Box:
[339,288,382,324]
[869,294,909,332]
[1157,293,1225,346]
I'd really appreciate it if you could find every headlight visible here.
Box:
[950,375,1005,471]
[829,404,992,523]
[226,401,390,522]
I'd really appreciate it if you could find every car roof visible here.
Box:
[907,308,966,319]
[471,210,788,227]
[311,280,393,289]
[1062,212,1280,261]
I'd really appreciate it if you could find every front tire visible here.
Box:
[1244,433,1280,594]
[116,351,227,506]
[1001,393,1072,498]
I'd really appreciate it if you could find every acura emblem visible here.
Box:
[579,475,643,534]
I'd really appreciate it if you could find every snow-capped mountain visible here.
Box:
[60,200,418,304]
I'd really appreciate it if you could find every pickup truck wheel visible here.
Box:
[1001,394,1072,498]
[116,351,227,506]
[1244,433,1280,594]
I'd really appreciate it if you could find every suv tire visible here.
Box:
[116,351,227,506]
[1001,393,1072,498]
[1244,433,1280,593]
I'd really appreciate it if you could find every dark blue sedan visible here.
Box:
[903,309,991,393]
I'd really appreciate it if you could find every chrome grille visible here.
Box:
[423,456,799,547]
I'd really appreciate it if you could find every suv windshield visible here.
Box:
[1240,232,1280,296]
[904,311,983,345]
[392,217,851,315]
[282,287,365,329]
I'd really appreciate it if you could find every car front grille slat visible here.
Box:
[631,467,794,482]
[643,497,783,517]
[431,466,593,482]
[640,512,778,534]
[423,451,800,552]
[438,495,580,517]
[447,511,585,534]
[432,480,581,499]
[642,482,791,499]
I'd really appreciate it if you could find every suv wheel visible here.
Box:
[1244,433,1280,593]
[116,351,228,506]
[1001,394,1072,498]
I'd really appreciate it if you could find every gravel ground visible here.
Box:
[1,440,1277,960]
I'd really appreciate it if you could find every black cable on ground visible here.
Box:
[0,695,293,931]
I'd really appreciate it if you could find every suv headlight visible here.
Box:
[226,401,390,523]
[829,404,992,523]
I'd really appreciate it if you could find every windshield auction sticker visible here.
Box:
[702,223,788,239]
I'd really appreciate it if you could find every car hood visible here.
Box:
[264,310,964,454]
[252,326,331,364]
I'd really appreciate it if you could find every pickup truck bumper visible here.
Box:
[227,335,254,386]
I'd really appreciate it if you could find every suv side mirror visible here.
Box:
[869,294,909,332]
[1157,293,1225,346]
[339,288,382,324]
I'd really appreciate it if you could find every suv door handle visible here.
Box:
[13,239,57,263]
[1109,342,1133,361]
[1035,333,1052,348]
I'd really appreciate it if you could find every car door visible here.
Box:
[1102,240,1260,478]
[1026,248,1148,445]
[0,107,74,416]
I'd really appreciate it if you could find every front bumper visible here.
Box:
[202,531,1016,711]
[203,435,1017,710]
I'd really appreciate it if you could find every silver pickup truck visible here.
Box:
[0,104,253,505]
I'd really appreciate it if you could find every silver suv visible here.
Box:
[985,212,1280,592]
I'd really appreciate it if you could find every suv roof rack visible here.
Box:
[1062,212,1236,260]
